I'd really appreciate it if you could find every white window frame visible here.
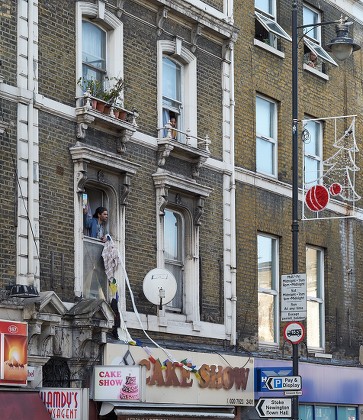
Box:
[157,40,197,147]
[303,117,323,188]
[76,2,124,98]
[303,4,321,43]
[254,0,291,51]
[153,171,211,327]
[303,4,337,68]
[257,234,279,346]
[164,208,185,312]
[70,142,139,300]
[306,245,325,351]
[256,95,278,177]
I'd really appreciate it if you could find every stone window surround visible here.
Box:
[70,141,139,299]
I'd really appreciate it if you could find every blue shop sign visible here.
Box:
[255,367,293,392]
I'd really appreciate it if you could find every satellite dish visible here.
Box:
[143,268,177,308]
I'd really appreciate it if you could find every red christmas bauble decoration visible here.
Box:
[329,183,342,196]
[305,185,329,212]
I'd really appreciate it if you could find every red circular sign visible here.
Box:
[283,321,305,344]
[305,185,329,212]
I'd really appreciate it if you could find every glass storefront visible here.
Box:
[299,405,357,420]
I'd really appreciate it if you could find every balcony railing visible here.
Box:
[75,90,138,153]
[157,121,211,178]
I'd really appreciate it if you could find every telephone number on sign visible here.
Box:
[226,398,254,406]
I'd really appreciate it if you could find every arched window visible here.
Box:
[164,209,184,311]
[162,57,182,140]
[158,40,197,146]
[82,21,106,84]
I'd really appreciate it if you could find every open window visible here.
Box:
[158,40,197,146]
[254,0,291,51]
[303,4,337,73]
[70,142,139,300]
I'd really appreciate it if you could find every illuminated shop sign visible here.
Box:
[0,319,28,386]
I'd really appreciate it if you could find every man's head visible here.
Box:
[94,207,108,223]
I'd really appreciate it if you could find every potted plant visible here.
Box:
[77,77,103,109]
[102,76,124,105]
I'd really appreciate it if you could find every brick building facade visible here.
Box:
[1,0,363,419]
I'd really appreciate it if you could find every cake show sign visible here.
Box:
[93,365,142,401]
[102,344,254,406]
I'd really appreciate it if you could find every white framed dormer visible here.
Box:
[157,39,197,147]
[75,1,123,100]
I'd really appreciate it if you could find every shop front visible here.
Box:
[93,343,255,419]
[253,358,363,420]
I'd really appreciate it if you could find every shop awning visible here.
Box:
[101,402,235,419]
[0,391,51,420]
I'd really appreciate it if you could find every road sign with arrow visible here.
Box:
[256,398,292,418]
[266,375,302,391]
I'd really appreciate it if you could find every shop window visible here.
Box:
[300,405,358,420]
[258,234,279,345]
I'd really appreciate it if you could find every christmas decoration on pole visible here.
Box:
[302,115,360,219]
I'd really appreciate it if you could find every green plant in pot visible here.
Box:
[102,76,124,104]
[77,77,103,109]
[77,77,103,97]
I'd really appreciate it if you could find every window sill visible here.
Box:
[254,39,285,58]
[75,95,138,154]
[123,311,228,339]
[303,63,329,80]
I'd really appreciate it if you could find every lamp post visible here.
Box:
[290,2,360,419]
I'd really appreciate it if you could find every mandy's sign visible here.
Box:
[0,319,28,386]
[40,388,88,420]
[104,344,254,406]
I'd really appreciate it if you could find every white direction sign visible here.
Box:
[281,274,307,321]
[256,398,292,418]
[266,375,302,391]
[285,390,303,396]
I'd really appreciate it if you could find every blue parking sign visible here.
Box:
[255,367,293,391]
